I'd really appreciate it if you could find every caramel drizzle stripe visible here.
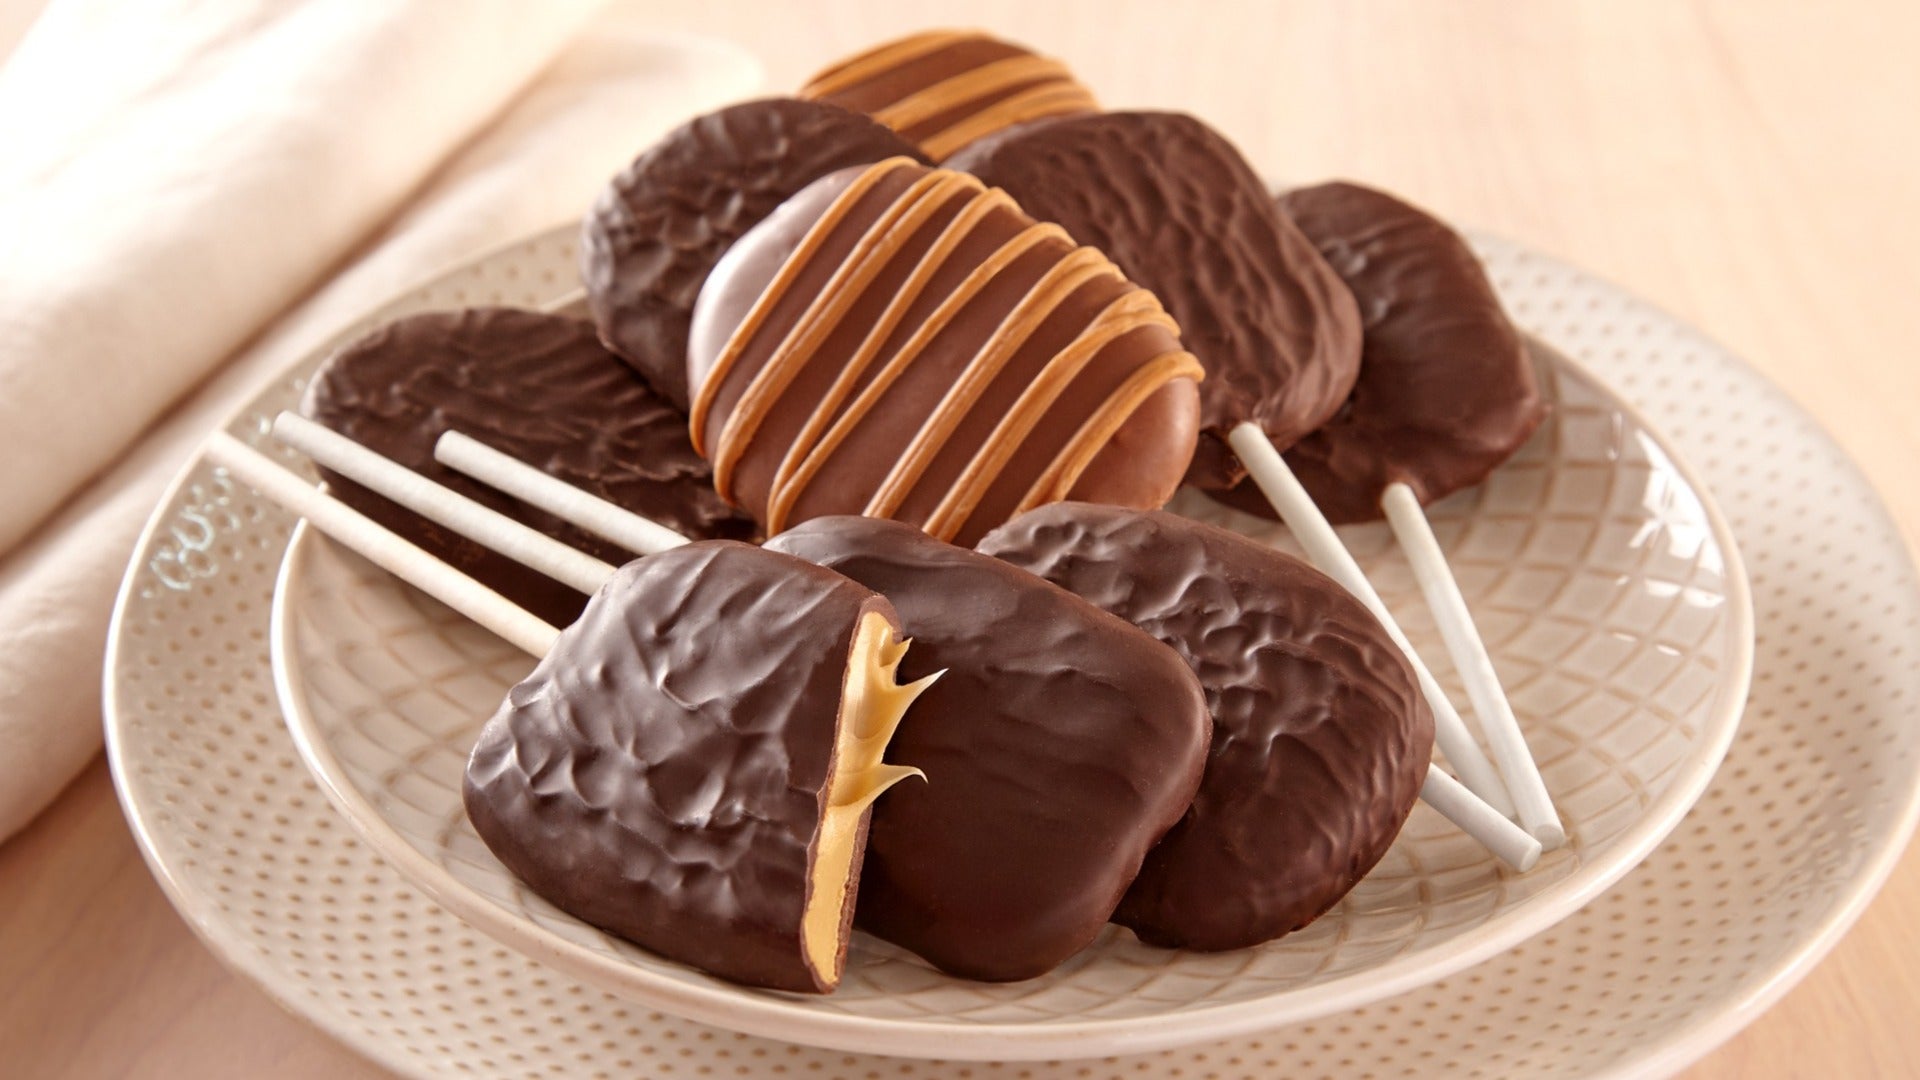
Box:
[800,30,971,98]
[862,245,1119,519]
[689,156,918,458]
[763,177,1002,521]
[711,168,954,503]
[765,219,1070,533]
[1014,349,1207,517]
[922,291,1180,540]
[873,56,1080,131]
[920,82,1101,161]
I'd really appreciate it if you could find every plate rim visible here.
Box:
[210,223,1757,1059]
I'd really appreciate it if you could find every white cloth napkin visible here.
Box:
[0,0,762,838]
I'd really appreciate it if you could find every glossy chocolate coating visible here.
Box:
[1217,181,1548,523]
[765,516,1211,980]
[300,308,753,626]
[799,30,1099,161]
[580,98,927,409]
[948,112,1362,489]
[979,504,1433,950]
[464,541,898,993]
[689,160,1202,546]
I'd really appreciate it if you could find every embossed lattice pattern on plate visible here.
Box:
[105,229,1918,1077]
[274,315,1738,1039]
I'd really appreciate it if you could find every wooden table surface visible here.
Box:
[3,1,1917,1076]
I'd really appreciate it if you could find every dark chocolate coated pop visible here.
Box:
[301,307,752,626]
[948,111,1363,490]
[1217,181,1548,523]
[464,541,932,993]
[979,503,1434,950]
[765,516,1211,981]
[581,98,928,409]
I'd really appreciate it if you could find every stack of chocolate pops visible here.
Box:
[211,28,1564,995]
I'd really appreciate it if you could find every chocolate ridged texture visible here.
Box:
[299,308,753,626]
[765,516,1212,981]
[689,159,1203,548]
[947,111,1363,489]
[978,503,1434,951]
[463,542,899,993]
[580,98,928,409]
[1216,181,1550,523]
[799,30,1099,162]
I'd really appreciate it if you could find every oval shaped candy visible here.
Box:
[979,503,1433,951]
[1217,181,1549,523]
[766,515,1211,981]
[799,29,1098,162]
[581,98,927,409]
[947,111,1362,490]
[301,307,752,626]
[465,542,933,993]
[689,157,1204,547]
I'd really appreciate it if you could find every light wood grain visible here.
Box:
[2,1,1916,1076]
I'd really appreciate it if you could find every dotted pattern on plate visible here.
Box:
[108,232,1920,1079]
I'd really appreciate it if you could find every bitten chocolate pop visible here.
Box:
[800,30,1098,162]
[581,98,927,409]
[980,504,1434,949]
[301,307,751,626]
[689,157,1204,546]
[1214,181,1549,524]
[464,541,935,993]
[947,111,1362,490]
[766,516,1211,981]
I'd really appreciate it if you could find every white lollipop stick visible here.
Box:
[434,430,691,557]
[1382,483,1564,848]
[1420,766,1541,872]
[1227,422,1516,816]
[271,413,616,598]
[204,433,560,658]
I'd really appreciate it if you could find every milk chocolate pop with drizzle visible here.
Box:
[686,157,1205,546]
[799,29,1099,162]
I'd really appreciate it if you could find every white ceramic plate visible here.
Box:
[105,231,1919,1077]
[264,244,1747,1059]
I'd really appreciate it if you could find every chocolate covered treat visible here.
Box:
[800,30,1098,162]
[1217,181,1549,523]
[765,516,1211,981]
[689,157,1204,547]
[301,308,752,626]
[464,542,934,993]
[979,504,1433,951]
[581,98,928,409]
[947,112,1361,490]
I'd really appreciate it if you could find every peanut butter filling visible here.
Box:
[800,611,936,986]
